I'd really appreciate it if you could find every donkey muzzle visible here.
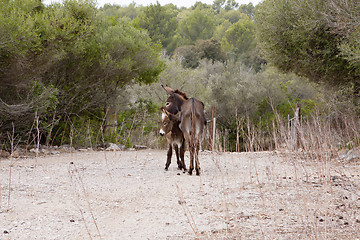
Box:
[159,129,165,136]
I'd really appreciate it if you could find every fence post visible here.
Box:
[294,104,302,149]
[288,104,302,150]
[212,118,216,152]
[209,106,215,151]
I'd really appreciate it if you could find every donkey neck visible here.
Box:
[166,93,187,115]
[169,119,183,139]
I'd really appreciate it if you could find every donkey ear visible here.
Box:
[161,107,170,116]
[161,84,174,95]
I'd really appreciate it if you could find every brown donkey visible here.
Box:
[159,107,186,171]
[162,85,206,175]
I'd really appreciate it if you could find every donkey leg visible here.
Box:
[188,146,194,175]
[174,145,183,170]
[180,141,186,171]
[165,145,172,170]
[195,143,201,176]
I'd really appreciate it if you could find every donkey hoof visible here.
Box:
[188,170,193,175]
[165,167,169,171]
[196,169,201,176]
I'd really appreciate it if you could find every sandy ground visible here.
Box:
[1,149,360,239]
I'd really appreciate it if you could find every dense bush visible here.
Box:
[255,0,360,87]
[0,0,163,149]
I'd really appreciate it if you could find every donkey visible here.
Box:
[159,107,186,171]
[162,85,206,175]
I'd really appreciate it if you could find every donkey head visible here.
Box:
[160,107,179,136]
[161,84,188,115]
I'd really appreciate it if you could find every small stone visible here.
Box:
[4,230,9,234]
[11,150,20,158]
[0,150,10,158]
[134,145,147,150]
[105,143,122,151]
[178,200,186,205]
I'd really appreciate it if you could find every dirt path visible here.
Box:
[1,150,360,239]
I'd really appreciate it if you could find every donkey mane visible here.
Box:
[174,89,188,100]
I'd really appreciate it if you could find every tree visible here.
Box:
[0,0,164,145]
[99,3,142,20]
[238,3,255,19]
[197,39,227,63]
[212,0,239,13]
[178,6,215,44]
[221,9,243,23]
[224,0,239,11]
[213,20,232,41]
[136,2,178,53]
[0,0,50,131]
[255,0,360,87]
[174,39,226,68]
[222,15,255,55]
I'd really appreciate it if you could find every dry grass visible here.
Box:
[193,110,360,239]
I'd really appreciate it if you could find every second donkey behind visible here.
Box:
[159,107,186,171]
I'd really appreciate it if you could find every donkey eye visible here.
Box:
[164,122,167,126]
[165,102,170,106]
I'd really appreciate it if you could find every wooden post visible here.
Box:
[212,118,216,152]
[294,104,302,149]
[288,104,302,150]
[209,106,215,151]
[236,109,239,152]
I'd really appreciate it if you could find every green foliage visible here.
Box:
[0,0,40,56]
[220,9,243,23]
[255,0,360,87]
[213,20,232,41]
[174,45,199,68]
[238,3,255,19]
[32,82,59,112]
[99,3,142,19]
[136,2,178,54]
[222,15,255,55]
[174,39,226,68]
[339,28,360,74]
[178,6,215,44]
[96,0,262,72]
[0,0,164,147]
